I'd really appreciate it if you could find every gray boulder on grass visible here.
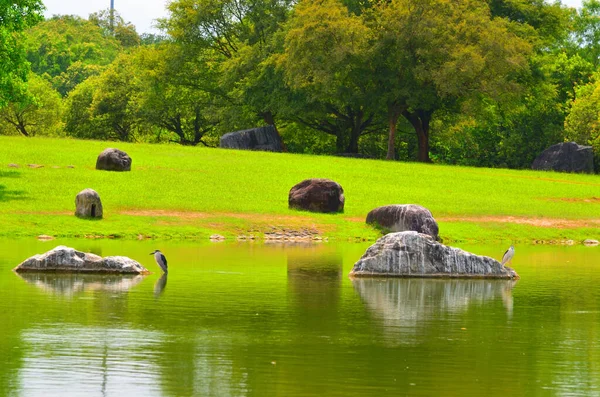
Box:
[366,204,439,241]
[75,188,103,218]
[288,178,345,213]
[531,142,594,173]
[219,125,284,152]
[350,231,519,279]
[13,246,150,274]
[96,148,132,171]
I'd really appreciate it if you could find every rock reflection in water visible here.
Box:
[16,273,146,296]
[353,278,516,343]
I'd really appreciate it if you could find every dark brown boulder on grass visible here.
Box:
[288,179,344,213]
[531,142,594,173]
[366,204,439,241]
[96,148,132,171]
[75,188,103,218]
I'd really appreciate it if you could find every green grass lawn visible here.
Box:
[1,136,599,243]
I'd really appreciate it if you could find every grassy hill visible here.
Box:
[1,136,599,243]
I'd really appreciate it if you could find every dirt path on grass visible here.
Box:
[119,209,327,235]
[438,216,600,229]
[119,209,320,223]
[120,210,600,229]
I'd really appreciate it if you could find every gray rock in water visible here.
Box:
[14,246,150,274]
[288,178,345,213]
[219,125,283,152]
[366,204,439,241]
[350,232,519,279]
[532,142,594,173]
[96,148,132,171]
[75,188,103,218]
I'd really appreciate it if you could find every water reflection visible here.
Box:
[15,273,147,297]
[3,240,600,396]
[18,325,164,396]
[287,247,343,334]
[287,248,342,304]
[352,278,517,344]
[153,274,168,298]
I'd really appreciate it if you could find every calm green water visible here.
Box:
[1,239,600,396]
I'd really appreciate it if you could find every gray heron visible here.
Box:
[150,249,168,273]
[501,245,515,266]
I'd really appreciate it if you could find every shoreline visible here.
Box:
[2,211,599,246]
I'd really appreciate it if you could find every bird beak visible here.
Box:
[149,252,154,255]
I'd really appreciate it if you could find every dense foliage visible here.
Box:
[2,0,600,170]
[0,0,44,107]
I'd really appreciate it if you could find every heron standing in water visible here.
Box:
[150,249,168,274]
[501,245,515,267]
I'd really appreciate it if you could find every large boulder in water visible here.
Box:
[219,125,283,152]
[14,246,150,274]
[350,232,519,279]
[531,142,594,173]
[96,148,132,171]
[75,188,103,218]
[366,204,439,241]
[288,178,344,213]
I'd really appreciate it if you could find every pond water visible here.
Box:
[1,239,600,396]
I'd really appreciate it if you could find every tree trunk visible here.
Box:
[261,111,287,152]
[193,107,202,145]
[14,112,29,137]
[403,110,432,163]
[346,110,363,153]
[16,122,29,137]
[386,102,403,160]
[336,132,345,153]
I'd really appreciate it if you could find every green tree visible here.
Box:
[0,73,63,136]
[565,76,600,152]
[487,0,571,48]
[573,0,600,67]
[279,0,382,153]
[281,0,532,161]
[89,9,140,48]
[23,15,121,96]
[163,0,294,145]
[64,54,141,141]
[0,0,44,107]
[134,44,221,146]
[63,75,100,139]
[164,0,294,57]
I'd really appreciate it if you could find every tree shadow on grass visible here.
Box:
[0,170,27,202]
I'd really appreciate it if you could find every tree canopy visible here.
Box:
[0,0,44,107]
[4,0,600,170]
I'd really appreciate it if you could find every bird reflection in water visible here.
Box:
[154,273,168,298]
